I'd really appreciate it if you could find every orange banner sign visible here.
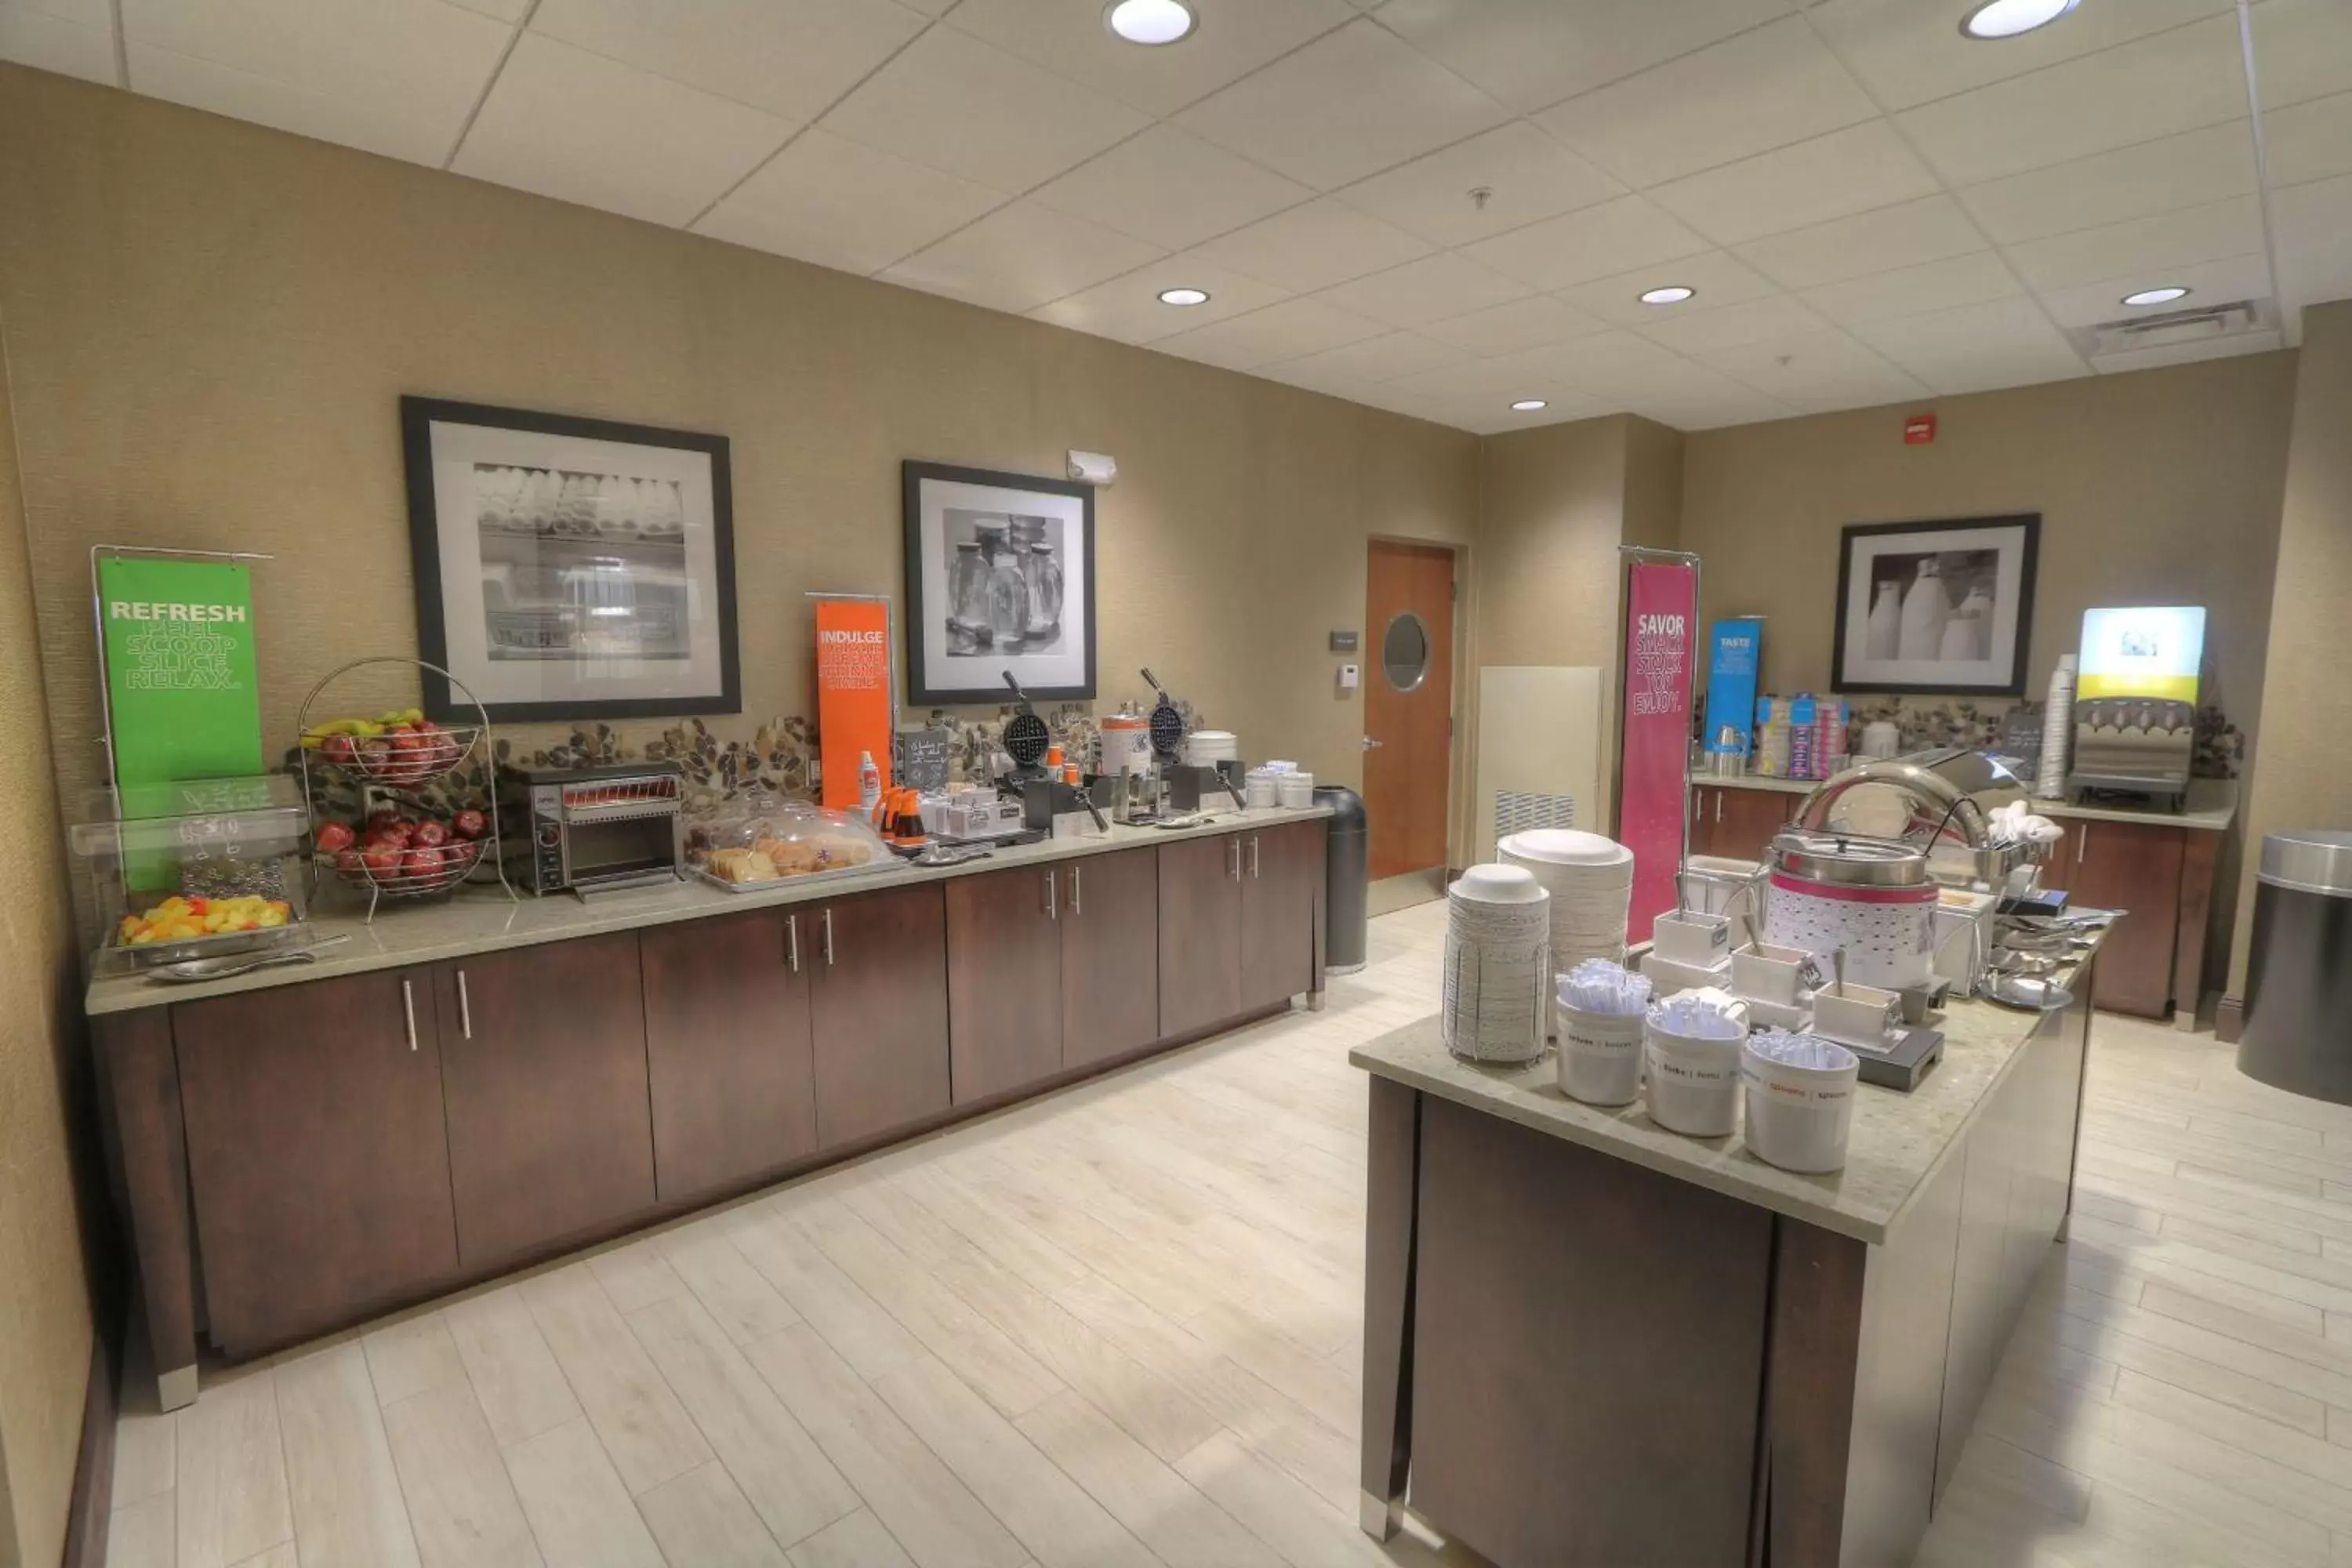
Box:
[815,598,893,811]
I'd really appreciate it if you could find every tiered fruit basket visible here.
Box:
[296,657,516,920]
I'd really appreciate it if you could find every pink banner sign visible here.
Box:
[1619,561,1697,940]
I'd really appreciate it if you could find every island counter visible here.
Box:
[93,807,1329,1411]
[1352,938,2100,1568]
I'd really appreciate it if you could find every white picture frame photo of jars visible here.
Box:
[901,459,1095,706]
[1831,514,2039,697]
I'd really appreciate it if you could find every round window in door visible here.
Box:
[1382,612,1432,693]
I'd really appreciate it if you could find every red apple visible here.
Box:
[361,845,402,880]
[414,820,449,848]
[314,821,355,854]
[401,847,444,879]
[367,806,402,830]
[333,848,363,873]
[452,808,487,840]
[323,734,359,766]
[390,730,426,752]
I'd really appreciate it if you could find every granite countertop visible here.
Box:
[1349,937,2099,1247]
[88,804,1332,1018]
[1690,771,2238,832]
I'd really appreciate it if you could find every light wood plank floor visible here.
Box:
[108,902,2350,1567]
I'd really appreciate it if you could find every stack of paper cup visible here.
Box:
[2035,654,2076,800]
[1497,829,1635,981]
[1441,866,1552,1064]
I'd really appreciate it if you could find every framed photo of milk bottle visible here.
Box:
[901,460,1096,706]
[1831,514,2038,696]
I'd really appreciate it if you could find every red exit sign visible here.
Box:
[1904,412,1937,445]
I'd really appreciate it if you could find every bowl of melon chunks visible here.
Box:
[117,895,299,964]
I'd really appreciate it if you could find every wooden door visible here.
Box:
[641,909,818,1203]
[437,931,657,1265]
[1060,847,1161,1070]
[1719,788,1798,862]
[1241,821,1323,1012]
[2066,818,2184,1016]
[176,968,458,1353]
[946,865,1064,1104]
[810,883,953,1148]
[1159,833,1243,1037]
[1364,539,1457,881]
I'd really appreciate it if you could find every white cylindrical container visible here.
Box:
[1276,772,1315,808]
[1497,829,1634,978]
[1558,1002,1644,1105]
[1742,1033,1860,1173]
[1243,768,1279,808]
[1643,1017,1744,1137]
[1441,866,1551,1064]
[1100,714,1152,775]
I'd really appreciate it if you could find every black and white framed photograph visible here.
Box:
[1832,514,2039,696]
[902,459,1095,706]
[401,396,739,722]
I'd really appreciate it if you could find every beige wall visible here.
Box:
[0,67,1480,860]
[0,310,94,1568]
[2232,301,2352,997]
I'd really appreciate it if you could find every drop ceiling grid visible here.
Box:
[5,0,2343,435]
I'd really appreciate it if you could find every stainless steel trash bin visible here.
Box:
[2240,829,2352,1103]
[1316,786,1369,975]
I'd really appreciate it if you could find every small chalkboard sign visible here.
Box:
[896,727,955,793]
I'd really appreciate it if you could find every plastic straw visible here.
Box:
[1558,959,1651,1014]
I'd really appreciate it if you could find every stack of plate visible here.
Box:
[1184,731,1238,768]
[1441,865,1552,1063]
[1498,829,1635,976]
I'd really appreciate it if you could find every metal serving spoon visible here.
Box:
[148,934,350,982]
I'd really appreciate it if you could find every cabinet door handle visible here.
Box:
[1250,835,1261,879]
[1070,865,1082,916]
[786,913,800,975]
[2078,821,2089,865]
[822,907,835,967]
[1229,837,1241,881]
[1045,869,1058,920]
[1715,792,1725,824]
[401,978,418,1054]
[457,969,473,1040]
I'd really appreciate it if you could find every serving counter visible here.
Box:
[1351,935,2101,1567]
[92,807,1330,1411]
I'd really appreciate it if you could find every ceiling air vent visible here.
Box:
[2071,299,2277,372]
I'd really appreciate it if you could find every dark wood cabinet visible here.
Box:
[174,967,459,1354]
[946,866,1065,1104]
[641,909,818,1203]
[809,883,952,1149]
[1241,821,1323,1012]
[437,931,658,1265]
[2061,817,2187,1017]
[1691,783,1798,861]
[1061,847,1161,1070]
[1159,833,1243,1037]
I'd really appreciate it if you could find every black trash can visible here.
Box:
[1316,785,1370,974]
[2240,829,2352,1103]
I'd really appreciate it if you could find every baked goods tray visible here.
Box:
[109,918,310,970]
[690,861,905,896]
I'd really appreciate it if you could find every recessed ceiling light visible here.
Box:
[1157,286,1210,306]
[1510,398,1548,412]
[1960,0,2079,40]
[1106,0,1196,45]
[2122,285,2190,307]
[1639,285,1696,305]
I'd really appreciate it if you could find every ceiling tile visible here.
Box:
[1895,15,2249,187]
[1333,122,1623,247]
[2272,170,2352,256]
[1382,354,1568,404]
[1311,251,1530,329]
[1419,295,1609,356]
[1152,296,1388,369]
[1376,0,1791,114]
[1462,194,1710,291]
[1635,292,1828,355]
[1028,125,1311,251]
[1552,249,1780,326]
[0,2,114,84]
[691,127,1006,275]
[527,0,920,123]
[448,0,528,18]
[1183,198,1433,294]
[1599,361,1799,430]
[121,0,510,165]
[1261,330,1471,385]
[2091,328,2285,374]
[1799,250,2020,327]
[1954,121,2258,247]
[2265,92,2352,191]
[1479,328,1683,394]
[454,34,793,226]
[1650,122,1941,246]
[1534,17,1877,189]
[943,0,1356,118]
[1027,257,1288,343]
[2034,251,2272,329]
[2251,0,2352,111]
[1733,194,1988,289]
[819,25,1147,191]
[1807,0,2228,112]
[1849,296,2085,395]
[2001,195,2264,291]
[879,197,1161,312]
[1173,18,1508,192]
[1446,393,1612,436]
[1697,326,1931,413]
